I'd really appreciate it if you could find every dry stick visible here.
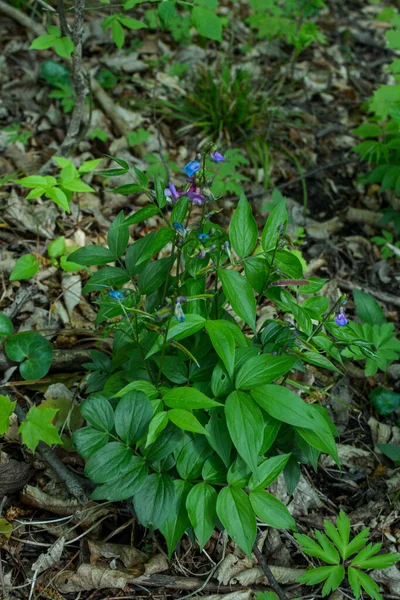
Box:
[337,278,400,309]
[13,403,89,504]
[252,543,290,600]
[55,0,87,158]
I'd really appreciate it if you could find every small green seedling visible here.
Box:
[296,510,400,599]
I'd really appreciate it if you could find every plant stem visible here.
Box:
[252,542,290,600]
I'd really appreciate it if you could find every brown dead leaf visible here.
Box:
[88,540,148,569]
[32,536,65,574]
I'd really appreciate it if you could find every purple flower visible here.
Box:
[183,160,201,177]
[109,290,124,300]
[187,191,206,205]
[210,151,225,163]
[164,182,180,201]
[334,307,348,326]
[174,301,185,323]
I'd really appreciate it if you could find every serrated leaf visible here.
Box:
[19,405,62,452]
[0,394,16,435]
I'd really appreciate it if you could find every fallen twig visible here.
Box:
[337,278,400,309]
[252,543,290,600]
[0,348,91,374]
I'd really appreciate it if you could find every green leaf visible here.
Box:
[67,246,115,266]
[171,196,189,223]
[191,7,222,42]
[352,123,382,138]
[30,34,58,50]
[235,354,296,389]
[83,267,130,293]
[202,455,227,483]
[274,249,304,279]
[158,0,177,26]
[163,387,222,409]
[45,187,70,212]
[85,441,132,483]
[225,391,263,473]
[137,256,174,294]
[112,19,125,48]
[249,454,291,491]
[114,391,153,444]
[54,37,75,58]
[160,480,192,557]
[0,313,13,340]
[205,412,232,468]
[230,194,258,258]
[348,568,383,600]
[177,436,213,479]
[249,491,296,530]
[205,320,236,378]
[168,409,208,435]
[219,269,256,330]
[134,473,176,529]
[61,179,94,193]
[80,394,114,432]
[144,422,184,462]
[118,15,148,29]
[108,211,130,258]
[261,191,288,252]
[301,351,342,374]
[10,254,40,281]
[113,380,158,399]
[72,427,109,458]
[0,395,16,435]
[48,237,66,258]
[91,455,147,501]
[370,387,400,415]
[216,486,256,556]
[186,482,217,549]
[5,332,53,380]
[298,565,344,591]
[123,205,159,224]
[226,456,250,488]
[353,289,386,326]
[79,159,103,173]
[377,443,400,462]
[19,405,62,452]
[146,411,169,447]
[251,385,317,430]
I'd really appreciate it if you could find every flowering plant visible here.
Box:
[67,145,350,557]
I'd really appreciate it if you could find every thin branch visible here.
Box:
[253,542,290,600]
[13,403,89,504]
[56,0,71,36]
[57,0,87,157]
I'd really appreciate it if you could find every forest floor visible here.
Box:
[0,0,399,599]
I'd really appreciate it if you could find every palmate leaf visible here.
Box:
[19,406,62,452]
[294,532,338,564]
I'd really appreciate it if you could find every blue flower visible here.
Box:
[174,301,186,323]
[210,151,225,163]
[173,222,187,237]
[197,233,210,241]
[334,307,348,326]
[109,290,124,300]
[183,160,201,177]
